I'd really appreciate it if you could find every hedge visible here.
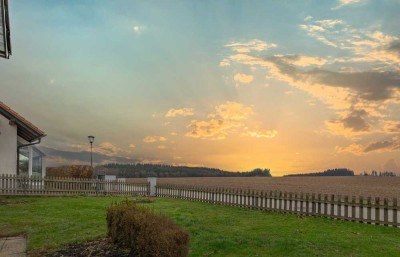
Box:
[107,200,190,257]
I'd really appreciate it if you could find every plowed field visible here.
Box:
[127,176,400,199]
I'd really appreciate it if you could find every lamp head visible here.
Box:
[88,135,95,143]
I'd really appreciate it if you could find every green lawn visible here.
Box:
[1,196,399,256]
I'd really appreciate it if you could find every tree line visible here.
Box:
[95,163,272,178]
[284,168,354,177]
[362,170,397,177]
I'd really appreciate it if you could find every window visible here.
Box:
[18,146,29,176]
[32,147,43,177]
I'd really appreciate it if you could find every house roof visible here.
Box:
[0,101,46,142]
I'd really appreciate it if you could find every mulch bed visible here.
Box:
[41,237,130,257]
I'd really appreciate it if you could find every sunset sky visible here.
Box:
[1,0,400,175]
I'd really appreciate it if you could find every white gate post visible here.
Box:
[147,177,157,196]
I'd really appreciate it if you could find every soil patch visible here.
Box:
[40,238,129,257]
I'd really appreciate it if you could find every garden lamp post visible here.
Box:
[88,135,95,168]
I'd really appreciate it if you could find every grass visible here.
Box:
[0,196,400,256]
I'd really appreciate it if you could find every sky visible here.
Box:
[1,0,400,176]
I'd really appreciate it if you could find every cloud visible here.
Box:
[143,136,167,143]
[386,39,400,57]
[335,143,364,155]
[219,59,231,67]
[364,138,400,153]
[326,109,372,137]
[165,107,194,118]
[315,19,344,28]
[233,73,254,84]
[186,101,254,140]
[299,24,325,33]
[300,20,400,66]
[40,146,138,166]
[332,0,366,9]
[170,132,178,136]
[95,142,127,156]
[69,142,129,157]
[224,37,400,140]
[299,24,338,47]
[229,51,400,108]
[303,69,400,101]
[157,145,166,150]
[277,55,327,67]
[336,136,400,155]
[214,101,253,120]
[186,119,233,140]
[383,120,400,134]
[225,39,277,53]
[244,129,278,138]
[304,16,313,21]
[129,144,136,148]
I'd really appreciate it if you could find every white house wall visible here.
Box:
[0,114,17,175]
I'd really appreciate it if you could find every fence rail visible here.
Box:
[0,174,149,196]
[156,184,399,227]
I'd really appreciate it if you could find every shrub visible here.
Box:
[46,165,93,178]
[106,201,190,257]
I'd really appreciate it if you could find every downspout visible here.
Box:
[17,136,44,175]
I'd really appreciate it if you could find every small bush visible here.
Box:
[106,201,190,257]
[46,165,93,178]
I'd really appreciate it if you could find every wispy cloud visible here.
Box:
[304,15,313,21]
[40,146,138,166]
[225,39,277,53]
[143,136,167,143]
[185,101,276,141]
[332,0,366,10]
[244,129,278,138]
[165,107,194,118]
[233,73,254,84]
[275,55,327,67]
[219,59,231,67]
[68,142,131,157]
[186,101,253,140]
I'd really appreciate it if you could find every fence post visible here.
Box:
[359,196,364,223]
[305,193,310,215]
[375,197,380,225]
[330,195,335,218]
[317,194,321,216]
[311,193,316,216]
[300,193,304,215]
[283,192,287,212]
[351,196,356,222]
[393,198,398,227]
[367,197,372,224]
[384,198,389,226]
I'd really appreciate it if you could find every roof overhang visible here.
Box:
[0,101,46,142]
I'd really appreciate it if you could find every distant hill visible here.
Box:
[95,163,272,178]
[284,168,354,177]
